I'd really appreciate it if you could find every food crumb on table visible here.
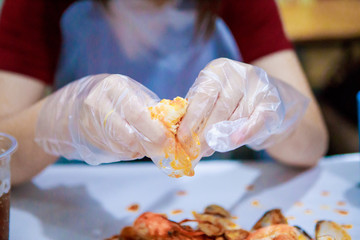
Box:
[337,201,346,206]
[320,204,330,210]
[171,209,183,215]
[334,209,349,215]
[246,185,255,191]
[321,191,330,196]
[286,216,296,221]
[251,200,261,207]
[304,209,313,215]
[127,203,140,212]
[176,190,187,196]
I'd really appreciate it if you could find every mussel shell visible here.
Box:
[315,220,352,240]
[204,205,231,218]
[224,229,249,240]
[251,209,288,231]
[294,226,312,240]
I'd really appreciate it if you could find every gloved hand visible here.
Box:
[35,74,171,165]
[177,58,309,161]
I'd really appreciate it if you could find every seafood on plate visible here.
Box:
[105,206,352,240]
[315,221,352,240]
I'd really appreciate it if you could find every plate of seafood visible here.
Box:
[106,206,352,240]
[10,153,360,239]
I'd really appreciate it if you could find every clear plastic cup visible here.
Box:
[0,133,17,240]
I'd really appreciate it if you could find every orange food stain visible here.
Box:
[294,201,303,207]
[246,185,255,191]
[337,201,346,206]
[127,204,139,212]
[320,205,330,210]
[286,216,296,221]
[231,216,238,220]
[304,209,313,215]
[341,224,353,229]
[229,222,239,229]
[171,209,183,215]
[251,200,261,207]
[321,191,330,196]
[334,209,349,215]
[176,190,187,196]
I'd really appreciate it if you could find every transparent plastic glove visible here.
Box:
[177,58,309,161]
[35,74,171,165]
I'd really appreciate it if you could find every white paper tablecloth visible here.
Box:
[10,153,360,239]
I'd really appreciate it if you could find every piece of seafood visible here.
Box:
[194,205,248,240]
[204,205,231,219]
[149,97,188,135]
[224,229,249,240]
[251,209,288,231]
[149,97,200,178]
[247,224,298,240]
[293,226,312,240]
[193,211,239,237]
[128,212,206,239]
[109,207,352,240]
[315,220,352,240]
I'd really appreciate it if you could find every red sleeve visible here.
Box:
[0,0,74,85]
[219,0,292,63]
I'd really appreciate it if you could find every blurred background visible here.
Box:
[277,0,360,155]
[0,0,359,156]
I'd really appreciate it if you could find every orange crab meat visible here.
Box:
[149,97,200,177]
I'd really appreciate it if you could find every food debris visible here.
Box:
[341,224,353,229]
[127,204,140,212]
[251,200,261,207]
[334,209,349,215]
[320,205,330,210]
[294,201,303,207]
[304,209,313,215]
[246,185,255,191]
[337,201,346,206]
[286,216,296,221]
[176,190,187,196]
[171,209,183,215]
[321,191,330,196]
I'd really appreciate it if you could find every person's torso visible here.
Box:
[55,0,241,99]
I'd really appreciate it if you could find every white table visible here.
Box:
[10,153,360,239]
